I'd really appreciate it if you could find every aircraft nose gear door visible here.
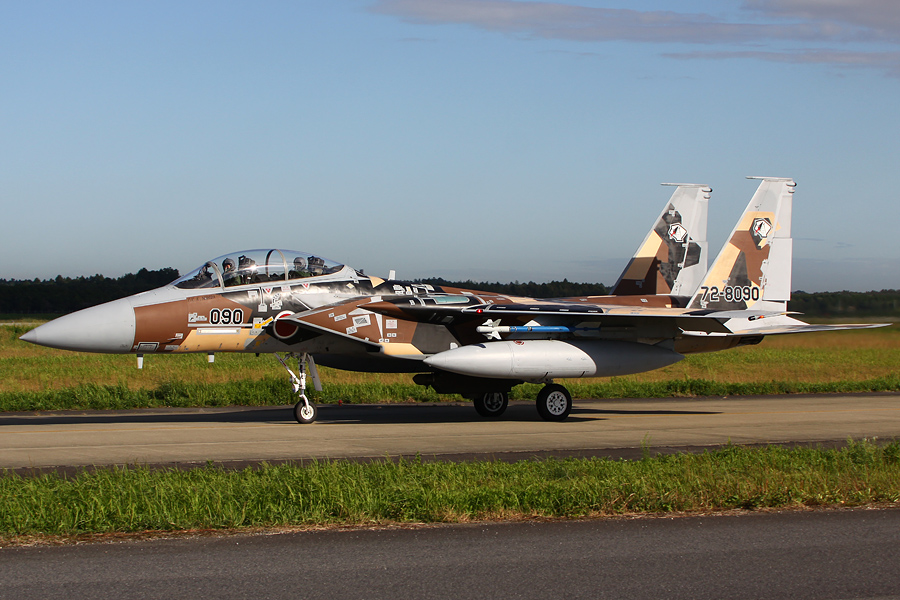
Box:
[275,352,322,423]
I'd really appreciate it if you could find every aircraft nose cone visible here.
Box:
[19,298,136,353]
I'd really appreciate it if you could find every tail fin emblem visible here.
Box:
[751,218,772,240]
[667,223,688,243]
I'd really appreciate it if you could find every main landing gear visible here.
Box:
[473,392,509,418]
[471,384,573,421]
[535,383,572,421]
[275,352,322,424]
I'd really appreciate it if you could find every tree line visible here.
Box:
[423,278,900,317]
[417,277,610,299]
[0,268,179,315]
[1,269,897,318]
[787,290,900,318]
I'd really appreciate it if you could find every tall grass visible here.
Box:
[2,441,898,538]
[1,375,897,413]
[2,323,898,410]
[0,379,445,411]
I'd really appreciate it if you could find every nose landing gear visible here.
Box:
[294,400,317,425]
[275,352,321,424]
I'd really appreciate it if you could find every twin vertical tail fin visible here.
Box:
[611,183,710,297]
[688,177,795,311]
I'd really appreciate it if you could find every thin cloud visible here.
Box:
[370,0,900,74]
[371,0,834,44]
[666,49,900,77]
[743,0,900,41]
[795,236,856,249]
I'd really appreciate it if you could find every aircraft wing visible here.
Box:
[275,295,891,357]
[366,295,892,339]
[271,296,462,360]
[272,300,384,349]
[366,296,735,335]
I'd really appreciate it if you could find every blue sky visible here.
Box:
[2,0,898,292]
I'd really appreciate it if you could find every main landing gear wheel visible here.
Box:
[294,399,318,424]
[473,392,509,418]
[536,384,572,421]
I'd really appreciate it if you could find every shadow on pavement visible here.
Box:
[0,400,721,426]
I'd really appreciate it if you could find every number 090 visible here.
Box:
[210,308,244,325]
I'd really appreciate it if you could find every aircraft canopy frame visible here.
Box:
[173,249,346,290]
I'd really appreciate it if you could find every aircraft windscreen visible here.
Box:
[173,249,345,289]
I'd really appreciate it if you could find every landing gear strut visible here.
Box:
[275,353,322,424]
[536,383,572,421]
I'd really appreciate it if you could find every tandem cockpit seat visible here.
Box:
[172,249,347,290]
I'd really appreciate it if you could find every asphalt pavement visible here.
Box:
[2,393,898,470]
[3,508,899,599]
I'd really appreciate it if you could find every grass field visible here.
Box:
[1,323,898,410]
[2,322,899,543]
[2,441,898,541]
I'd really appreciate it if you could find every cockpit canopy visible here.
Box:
[173,249,346,290]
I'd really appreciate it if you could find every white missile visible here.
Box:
[475,325,575,334]
[424,339,683,380]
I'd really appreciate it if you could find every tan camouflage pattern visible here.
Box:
[612,203,703,295]
[688,178,794,310]
[612,183,709,297]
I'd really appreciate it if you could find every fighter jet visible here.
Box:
[21,177,884,423]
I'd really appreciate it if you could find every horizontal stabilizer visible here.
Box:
[727,322,891,336]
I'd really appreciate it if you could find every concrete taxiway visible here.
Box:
[1,393,898,470]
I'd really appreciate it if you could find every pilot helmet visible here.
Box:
[223,258,235,271]
[293,257,307,270]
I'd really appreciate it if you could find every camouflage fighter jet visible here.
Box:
[21,178,883,423]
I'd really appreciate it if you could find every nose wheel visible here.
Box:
[294,398,318,424]
[276,352,322,424]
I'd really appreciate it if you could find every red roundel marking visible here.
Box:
[273,312,299,339]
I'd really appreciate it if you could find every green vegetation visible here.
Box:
[3,279,897,545]
[422,280,900,318]
[416,277,610,299]
[2,268,897,317]
[0,268,178,315]
[2,324,898,411]
[790,289,900,318]
[2,441,898,540]
[1,376,898,413]
[0,379,438,412]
